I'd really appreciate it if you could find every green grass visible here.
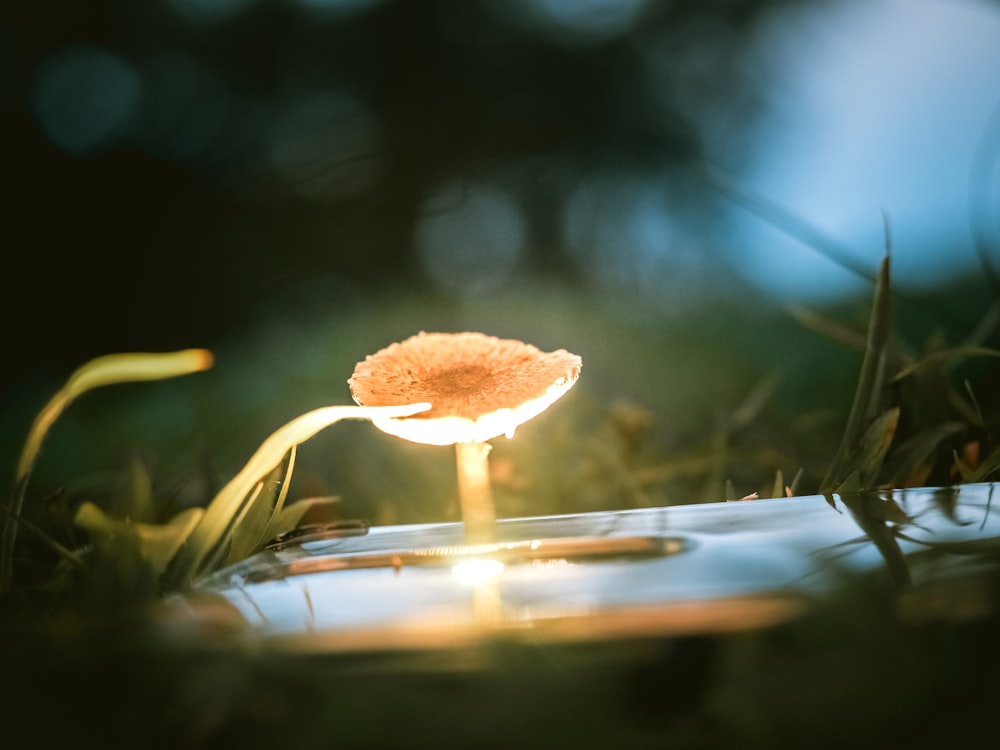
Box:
[3,256,999,598]
[1,252,998,749]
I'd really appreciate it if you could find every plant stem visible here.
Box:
[455,441,496,545]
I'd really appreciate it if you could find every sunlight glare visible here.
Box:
[452,558,505,585]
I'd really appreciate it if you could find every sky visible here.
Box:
[730,0,1000,303]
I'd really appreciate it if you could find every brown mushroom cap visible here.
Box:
[348,331,582,445]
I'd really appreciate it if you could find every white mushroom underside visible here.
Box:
[369,378,578,445]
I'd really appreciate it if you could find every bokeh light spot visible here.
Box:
[268,90,380,200]
[33,46,139,155]
[563,172,674,281]
[415,182,527,298]
[290,0,383,18]
[562,171,715,315]
[133,53,234,163]
[167,0,258,26]
[510,0,649,44]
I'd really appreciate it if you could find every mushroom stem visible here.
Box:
[454,441,496,545]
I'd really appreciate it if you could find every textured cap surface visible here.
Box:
[348,331,582,445]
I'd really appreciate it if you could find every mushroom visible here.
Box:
[348,331,582,545]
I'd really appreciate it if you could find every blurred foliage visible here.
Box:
[1,250,997,613]
[2,575,999,750]
[1,287,998,746]
[0,347,435,607]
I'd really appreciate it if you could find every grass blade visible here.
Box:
[821,256,893,492]
[889,346,1000,384]
[1,349,213,594]
[74,501,204,578]
[166,402,430,588]
[15,349,214,482]
[263,495,343,543]
[222,447,297,568]
[885,421,967,488]
[956,444,1000,484]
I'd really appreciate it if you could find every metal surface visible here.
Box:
[184,482,999,651]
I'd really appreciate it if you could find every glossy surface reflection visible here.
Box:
[187,482,999,650]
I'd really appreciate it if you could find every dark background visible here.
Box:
[2,0,817,390]
[2,0,998,514]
